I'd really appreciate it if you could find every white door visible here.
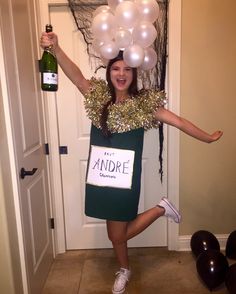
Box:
[0,0,54,293]
[50,4,167,249]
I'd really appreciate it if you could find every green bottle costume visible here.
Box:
[84,78,166,221]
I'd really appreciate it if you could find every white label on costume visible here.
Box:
[87,145,135,189]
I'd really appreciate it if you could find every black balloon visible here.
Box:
[226,230,236,259]
[225,263,236,294]
[196,250,229,291]
[190,230,220,258]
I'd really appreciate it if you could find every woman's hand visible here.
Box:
[39,31,90,94]
[155,107,223,143]
[40,32,59,53]
[208,130,223,143]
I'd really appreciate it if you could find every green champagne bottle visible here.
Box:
[41,24,58,91]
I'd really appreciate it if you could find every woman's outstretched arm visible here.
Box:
[155,107,223,143]
[40,32,90,95]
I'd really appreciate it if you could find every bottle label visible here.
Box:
[43,73,58,85]
[86,145,135,189]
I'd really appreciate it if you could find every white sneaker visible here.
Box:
[158,197,181,223]
[112,268,131,294]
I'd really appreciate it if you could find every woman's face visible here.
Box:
[110,60,133,94]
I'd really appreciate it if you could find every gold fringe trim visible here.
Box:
[84,78,167,133]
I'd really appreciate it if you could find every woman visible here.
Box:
[40,32,223,294]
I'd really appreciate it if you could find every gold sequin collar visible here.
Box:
[84,78,167,133]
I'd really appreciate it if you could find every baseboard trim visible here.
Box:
[178,234,229,251]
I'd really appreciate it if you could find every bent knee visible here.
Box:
[106,221,128,244]
[108,232,127,244]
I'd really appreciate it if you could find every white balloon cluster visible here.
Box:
[91,0,159,70]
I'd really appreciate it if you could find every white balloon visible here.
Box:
[93,5,112,18]
[115,28,132,50]
[107,0,126,11]
[115,1,140,29]
[132,21,157,48]
[140,47,157,70]
[91,12,116,41]
[99,41,120,60]
[135,0,159,23]
[92,38,105,54]
[123,44,144,67]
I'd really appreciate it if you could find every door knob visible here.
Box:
[20,167,38,179]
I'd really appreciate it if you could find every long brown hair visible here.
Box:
[100,51,138,137]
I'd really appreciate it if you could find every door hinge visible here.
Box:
[50,218,55,229]
[45,143,49,155]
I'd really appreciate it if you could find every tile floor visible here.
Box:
[42,247,231,294]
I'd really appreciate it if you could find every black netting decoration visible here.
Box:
[68,0,169,181]
[68,0,108,69]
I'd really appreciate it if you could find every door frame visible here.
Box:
[167,0,182,250]
[39,0,182,253]
[0,0,57,292]
[0,24,28,294]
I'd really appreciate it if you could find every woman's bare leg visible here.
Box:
[107,221,129,269]
[106,206,164,268]
[127,206,165,239]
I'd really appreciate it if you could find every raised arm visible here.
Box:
[40,32,90,95]
[155,107,223,143]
